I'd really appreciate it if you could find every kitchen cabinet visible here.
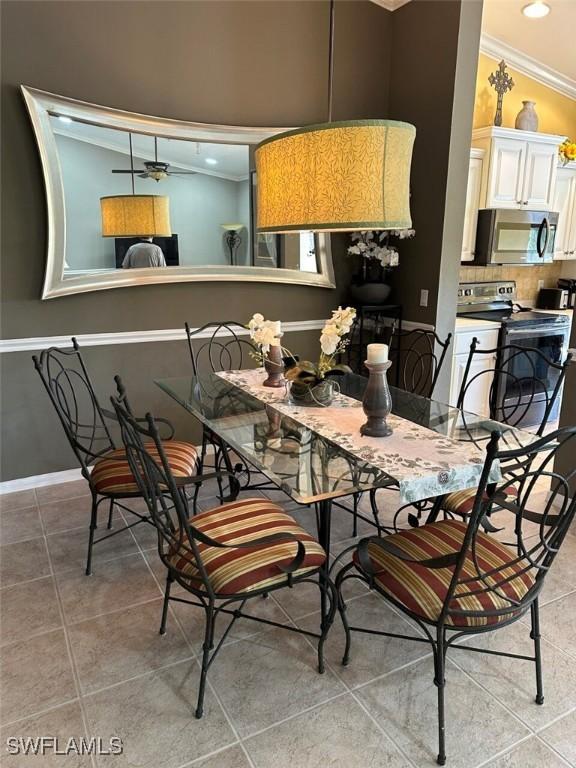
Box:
[449,323,500,415]
[461,149,485,262]
[553,163,576,261]
[472,127,565,212]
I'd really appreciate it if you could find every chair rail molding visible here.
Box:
[0,318,434,353]
[480,33,576,101]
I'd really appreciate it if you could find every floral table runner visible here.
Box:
[216,369,501,504]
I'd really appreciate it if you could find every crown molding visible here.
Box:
[480,33,576,101]
[370,0,412,11]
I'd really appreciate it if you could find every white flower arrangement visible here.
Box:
[248,313,282,354]
[347,229,415,269]
[319,306,356,357]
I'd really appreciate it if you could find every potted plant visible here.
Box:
[347,229,414,306]
[285,307,356,406]
[247,314,285,387]
[559,139,576,166]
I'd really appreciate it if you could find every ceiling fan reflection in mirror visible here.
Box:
[111,136,197,182]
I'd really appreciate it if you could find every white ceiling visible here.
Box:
[481,0,576,84]
[50,117,250,182]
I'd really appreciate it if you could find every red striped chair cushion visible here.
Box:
[354,520,534,628]
[442,485,518,517]
[167,498,326,596]
[91,441,198,495]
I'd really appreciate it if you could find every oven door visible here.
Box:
[494,325,568,428]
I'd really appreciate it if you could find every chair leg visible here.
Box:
[317,578,338,674]
[434,625,447,766]
[196,602,216,719]
[106,498,115,530]
[335,562,355,667]
[530,599,544,705]
[159,572,174,635]
[351,492,359,537]
[85,493,99,576]
[193,432,208,513]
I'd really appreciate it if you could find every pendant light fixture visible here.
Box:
[255,0,416,234]
[100,133,172,237]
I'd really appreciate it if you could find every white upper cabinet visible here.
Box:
[553,164,576,261]
[487,137,526,208]
[472,127,565,211]
[461,149,485,262]
[522,142,559,209]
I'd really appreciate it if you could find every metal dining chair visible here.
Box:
[33,339,199,574]
[184,320,262,500]
[388,327,453,399]
[336,426,576,765]
[110,387,336,718]
[440,339,573,520]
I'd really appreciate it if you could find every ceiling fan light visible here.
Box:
[255,119,416,233]
[100,195,171,237]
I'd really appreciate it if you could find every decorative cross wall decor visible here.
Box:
[488,60,515,127]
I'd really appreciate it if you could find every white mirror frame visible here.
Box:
[22,86,336,300]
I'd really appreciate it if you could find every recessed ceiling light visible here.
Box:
[205,158,218,165]
[522,1,550,18]
[58,115,73,124]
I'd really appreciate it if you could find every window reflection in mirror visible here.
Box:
[50,115,319,279]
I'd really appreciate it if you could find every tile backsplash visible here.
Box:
[459,263,562,306]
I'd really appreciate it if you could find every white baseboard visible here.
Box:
[0,467,87,495]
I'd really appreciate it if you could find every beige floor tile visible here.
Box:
[68,599,194,694]
[300,593,431,689]
[0,701,91,768]
[0,576,62,646]
[0,490,37,514]
[56,552,161,624]
[207,626,345,737]
[0,537,50,588]
[481,737,568,768]
[0,630,76,724]
[538,592,576,659]
[0,506,42,545]
[35,480,91,505]
[356,658,529,768]
[39,496,111,535]
[539,710,576,765]
[244,693,409,768]
[538,535,576,605]
[82,661,236,768]
[46,525,139,575]
[452,621,576,730]
[190,744,250,768]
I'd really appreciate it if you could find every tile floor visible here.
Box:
[1,480,575,768]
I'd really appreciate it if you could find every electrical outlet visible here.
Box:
[538,279,545,290]
[420,289,429,307]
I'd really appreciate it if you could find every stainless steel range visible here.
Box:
[457,281,571,428]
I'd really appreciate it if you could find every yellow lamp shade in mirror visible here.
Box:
[255,119,416,233]
[100,195,172,237]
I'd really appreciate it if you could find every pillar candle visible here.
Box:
[367,343,388,364]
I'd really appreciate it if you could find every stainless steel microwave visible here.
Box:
[474,209,558,265]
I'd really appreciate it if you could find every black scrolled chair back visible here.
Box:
[33,338,115,480]
[443,427,576,628]
[389,327,452,398]
[110,394,214,595]
[185,321,256,375]
[457,338,572,435]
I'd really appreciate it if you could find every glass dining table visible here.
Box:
[156,369,538,631]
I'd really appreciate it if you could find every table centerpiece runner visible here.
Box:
[216,369,501,504]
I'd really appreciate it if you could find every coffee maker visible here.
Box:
[558,279,576,309]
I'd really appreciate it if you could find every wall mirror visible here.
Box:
[22,87,335,299]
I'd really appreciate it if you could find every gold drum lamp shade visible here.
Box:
[100,195,172,237]
[255,119,416,233]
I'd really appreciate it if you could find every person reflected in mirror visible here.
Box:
[122,237,167,268]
